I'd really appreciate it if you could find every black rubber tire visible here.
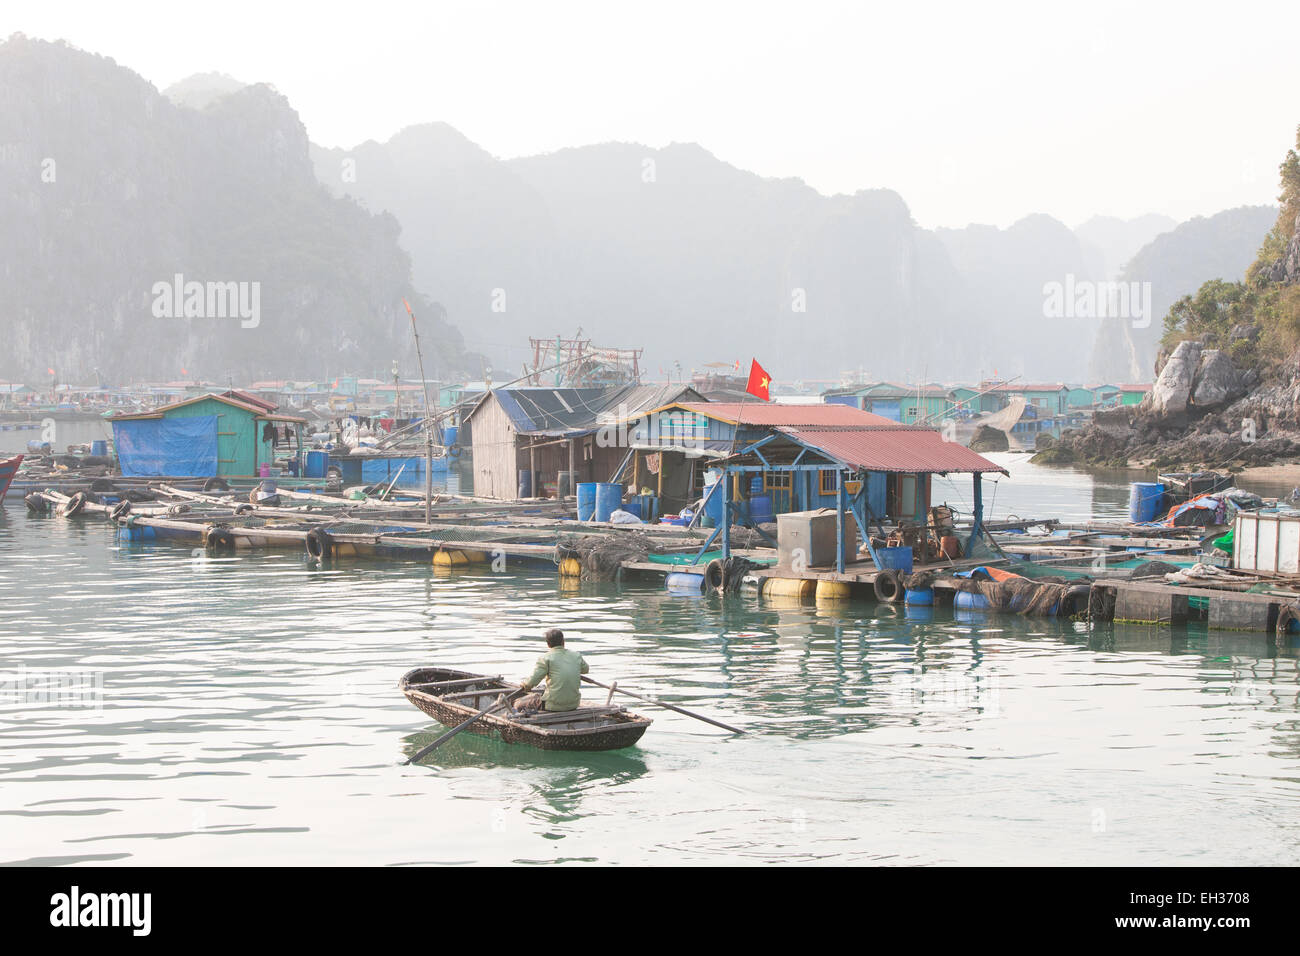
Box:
[1060,584,1091,617]
[305,528,332,560]
[203,477,230,492]
[24,493,50,514]
[234,503,254,515]
[874,569,903,603]
[89,478,117,492]
[704,558,726,593]
[206,527,235,550]
[60,491,88,517]
[109,500,132,521]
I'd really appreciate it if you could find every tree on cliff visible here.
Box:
[1160,125,1300,372]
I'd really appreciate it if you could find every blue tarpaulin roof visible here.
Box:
[113,415,218,477]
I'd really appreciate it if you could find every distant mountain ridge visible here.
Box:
[315,121,1268,384]
[1087,205,1277,382]
[0,37,473,385]
[0,36,1274,389]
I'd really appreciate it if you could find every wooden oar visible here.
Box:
[581,675,744,735]
[403,690,522,765]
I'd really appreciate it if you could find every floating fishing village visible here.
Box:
[8,12,1300,896]
[7,334,1300,747]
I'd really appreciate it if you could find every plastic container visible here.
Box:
[749,493,774,523]
[1129,482,1165,523]
[305,450,329,478]
[954,590,992,611]
[875,546,914,573]
[621,500,642,518]
[594,482,622,522]
[557,470,577,498]
[904,587,934,606]
[702,478,725,527]
[518,469,533,498]
[576,483,597,521]
[665,571,706,593]
[91,440,108,457]
[258,463,271,478]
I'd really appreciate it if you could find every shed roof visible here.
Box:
[110,392,307,424]
[467,384,705,435]
[777,425,1008,475]
[668,402,899,427]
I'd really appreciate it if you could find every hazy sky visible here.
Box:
[7,0,1298,228]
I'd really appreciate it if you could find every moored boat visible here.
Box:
[0,454,23,503]
[399,666,652,752]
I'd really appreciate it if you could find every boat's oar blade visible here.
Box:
[581,675,743,735]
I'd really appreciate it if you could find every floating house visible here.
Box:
[621,402,1008,570]
[463,384,704,503]
[823,382,952,423]
[110,393,307,479]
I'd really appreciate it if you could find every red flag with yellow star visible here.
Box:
[745,359,771,401]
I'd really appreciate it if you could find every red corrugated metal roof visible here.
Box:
[777,426,1008,475]
[672,402,900,427]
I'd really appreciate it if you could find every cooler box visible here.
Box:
[776,509,856,569]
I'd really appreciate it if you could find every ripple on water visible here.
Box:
[2,487,1300,864]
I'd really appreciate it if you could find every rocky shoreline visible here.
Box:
[1034,334,1300,471]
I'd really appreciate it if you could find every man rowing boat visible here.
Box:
[516,628,589,713]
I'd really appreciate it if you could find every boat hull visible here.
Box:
[399,667,651,752]
[0,454,22,503]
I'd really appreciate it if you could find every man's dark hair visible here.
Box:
[545,628,564,647]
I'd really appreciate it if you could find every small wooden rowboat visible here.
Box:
[399,667,652,752]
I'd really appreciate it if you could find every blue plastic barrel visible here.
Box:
[749,493,773,523]
[594,482,622,522]
[518,470,533,498]
[305,450,329,478]
[876,546,914,573]
[904,604,935,623]
[703,480,725,527]
[622,501,642,518]
[954,591,992,611]
[576,483,597,521]
[443,425,459,446]
[1129,482,1165,523]
[91,440,108,457]
[749,475,763,495]
[665,572,706,593]
[904,587,934,606]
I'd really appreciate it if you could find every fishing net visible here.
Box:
[713,556,760,593]
[903,570,937,590]
[953,574,1075,616]
[555,530,663,581]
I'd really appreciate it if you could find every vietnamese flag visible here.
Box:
[745,359,772,401]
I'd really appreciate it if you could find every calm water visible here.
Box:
[2,453,1298,865]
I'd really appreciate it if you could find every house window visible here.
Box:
[764,472,792,491]
[819,470,840,496]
